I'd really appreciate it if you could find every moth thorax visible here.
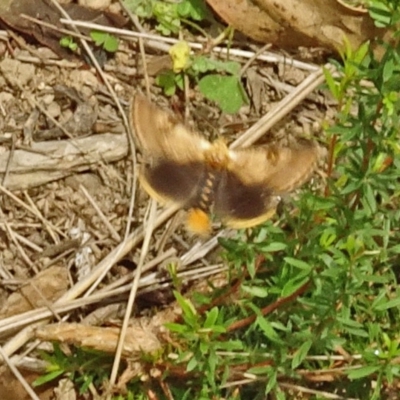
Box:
[204,139,230,169]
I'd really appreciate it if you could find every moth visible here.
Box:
[130,95,322,234]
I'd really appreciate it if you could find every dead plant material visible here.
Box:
[0,266,69,319]
[0,133,127,190]
[0,0,126,60]
[207,0,391,57]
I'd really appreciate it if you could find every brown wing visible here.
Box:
[214,140,323,228]
[129,95,212,207]
[227,140,322,193]
[214,170,279,229]
[129,95,211,163]
[140,159,208,207]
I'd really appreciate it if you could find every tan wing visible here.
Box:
[227,140,323,194]
[129,95,211,163]
[223,208,277,229]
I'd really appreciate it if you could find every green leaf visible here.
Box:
[174,291,197,323]
[33,369,65,386]
[191,56,240,75]
[258,242,287,252]
[291,340,312,369]
[265,368,278,394]
[175,72,185,90]
[186,356,198,372]
[90,30,106,46]
[375,296,400,311]
[363,184,377,214]
[177,0,208,21]
[198,74,248,113]
[247,366,271,375]
[90,31,118,52]
[241,285,268,298]
[347,365,381,380]
[165,322,189,334]
[123,0,153,17]
[203,307,219,329]
[324,66,340,100]
[383,58,395,82]
[281,277,309,297]
[103,35,119,52]
[284,257,311,270]
[256,317,281,343]
[156,70,177,96]
[390,244,400,254]
[60,36,78,51]
[369,4,393,27]
[153,1,181,35]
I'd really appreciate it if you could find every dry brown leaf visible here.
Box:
[35,322,162,358]
[0,366,54,400]
[0,266,69,319]
[0,0,126,60]
[34,301,186,358]
[207,0,391,56]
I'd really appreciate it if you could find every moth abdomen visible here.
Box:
[195,170,218,211]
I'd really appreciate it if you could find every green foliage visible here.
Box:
[60,31,119,54]
[123,0,209,35]
[368,0,400,26]
[125,0,246,113]
[90,30,119,53]
[59,36,78,52]
[191,56,248,113]
[198,74,248,114]
[33,343,113,395]
[156,69,184,96]
[165,291,240,393]
[156,50,248,113]
[155,51,248,113]
[156,3,400,398]
[190,56,241,75]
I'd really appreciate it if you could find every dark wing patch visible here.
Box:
[141,160,208,207]
[214,170,277,228]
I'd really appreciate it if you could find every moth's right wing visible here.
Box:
[227,140,322,193]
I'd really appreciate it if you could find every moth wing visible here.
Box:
[140,160,207,207]
[214,170,279,229]
[227,140,322,193]
[130,95,211,163]
[214,140,322,228]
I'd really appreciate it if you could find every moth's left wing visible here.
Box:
[214,170,279,229]
[140,159,208,207]
[214,140,323,228]
[227,140,322,193]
